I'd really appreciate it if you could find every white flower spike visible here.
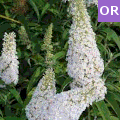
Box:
[25,68,56,120]
[66,0,104,88]
[0,32,19,87]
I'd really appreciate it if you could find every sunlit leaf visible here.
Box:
[106,91,120,119]
[10,89,23,106]
[95,100,112,120]
[53,51,66,60]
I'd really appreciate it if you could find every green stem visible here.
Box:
[0,14,22,24]
[88,107,91,120]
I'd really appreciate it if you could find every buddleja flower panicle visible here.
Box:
[66,0,104,87]
[25,68,56,120]
[18,26,31,50]
[0,32,19,87]
[42,23,54,66]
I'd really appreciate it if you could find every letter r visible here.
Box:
[111,6,119,15]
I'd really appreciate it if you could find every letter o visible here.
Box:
[100,6,109,15]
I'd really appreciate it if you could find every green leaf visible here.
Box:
[34,0,45,8]
[4,106,12,116]
[41,3,50,17]
[105,53,120,68]
[0,0,12,3]
[53,51,66,60]
[31,54,44,64]
[23,87,35,108]
[9,89,23,106]
[107,83,120,93]
[4,117,21,120]
[106,84,117,92]
[48,9,59,16]
[64,42,68,50]
[91,104,100,116]
[113,22,120,27]
[108,91,120,103]
[62,29,69,40]
[0,117,4,120]
[106,91,120,119]
[113,34,120,50]
[114,93,120,103]
[0,79,5,84]
[97,42,108,55]
[28,0,40,22]
[101,28,120,49]
[95,100,112,120]
[27,67,42,94]
[0,109,3,117]
[61,77,72,91]
[96,34,104,43]
[112,53,120,61]
[110,116,119,120]
[12,103,23,109]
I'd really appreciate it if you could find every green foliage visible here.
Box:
[0,0,120,120]
[95,101,112,120]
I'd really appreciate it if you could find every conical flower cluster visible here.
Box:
[25,68,56,120]
[0,32,19,87]
[42,23,54,66]
[66,0,105,89]
[18,26,31,50]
